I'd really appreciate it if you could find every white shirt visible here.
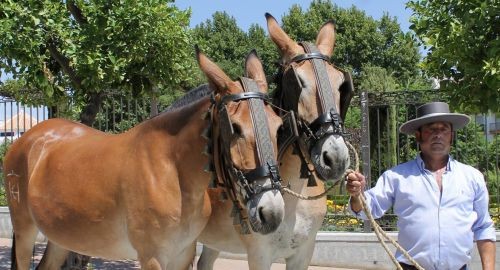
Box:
[350,154,496,270]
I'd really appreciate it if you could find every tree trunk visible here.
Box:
[150,87,159,117]
[48,105,58,118]
[79,91,105,126]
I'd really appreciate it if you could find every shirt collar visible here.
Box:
[416,153,453,172]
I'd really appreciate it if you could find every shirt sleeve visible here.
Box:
[348,171,396,220]
[471,169,496,242]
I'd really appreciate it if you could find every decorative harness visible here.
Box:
[275,42,354,186]
[206,77,282,234]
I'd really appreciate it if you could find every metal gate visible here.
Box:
[324,90,499,232]
[0,91,498,232]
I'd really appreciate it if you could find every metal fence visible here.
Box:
[0,90,498,233]
[323,90,499,232]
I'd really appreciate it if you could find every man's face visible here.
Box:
[416,121,453,156]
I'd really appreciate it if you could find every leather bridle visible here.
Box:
[211,77,281,205]
[274,42,354,183]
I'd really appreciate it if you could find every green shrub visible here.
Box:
[0,139,13,206]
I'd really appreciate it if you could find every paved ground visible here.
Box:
[0,238,356,269]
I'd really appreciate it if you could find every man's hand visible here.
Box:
[345,171,366,214]
[345,171,366,197]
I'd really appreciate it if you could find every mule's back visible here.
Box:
[5,118,106,178]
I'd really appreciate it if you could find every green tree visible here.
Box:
[281,0,422,88]
[247,24,280,79]
[359,65,399,91]
[0,0,195,125]
[0,139,12,206]
[190,12,280,86]
[407,0,500,113]
[191,11,249,80]
[378,14,422,85]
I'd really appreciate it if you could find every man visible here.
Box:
[346,102,496,270]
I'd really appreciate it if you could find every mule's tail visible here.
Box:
[11,232,17,270]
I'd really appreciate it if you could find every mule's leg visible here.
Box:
[138,257,163,270]
[138,250,169,270]
[12,225,38,270]
[247,248,273,270]
[196,245,220,270]
[284,238,317,270]
[36,241,69,270]
[167,242,196,270]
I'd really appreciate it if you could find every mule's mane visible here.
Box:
[164,84,212,113]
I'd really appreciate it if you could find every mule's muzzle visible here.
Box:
[246,189,285,234]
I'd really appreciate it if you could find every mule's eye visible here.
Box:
[232,123,242,137]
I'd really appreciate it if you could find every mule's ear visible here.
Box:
[315,20,336,58]
[196,45,232,95]
[266,13,302,61]
[245,50,268,93]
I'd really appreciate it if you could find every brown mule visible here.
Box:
[4,49,284,270]
[197,14,354,270]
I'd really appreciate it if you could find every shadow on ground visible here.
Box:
[0,241,140,269]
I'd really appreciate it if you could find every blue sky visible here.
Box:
[173,0,414,32]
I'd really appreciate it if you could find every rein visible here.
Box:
[280,140,358,200]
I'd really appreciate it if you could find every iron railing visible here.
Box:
[323,90,499,232]
[0,91,498,233]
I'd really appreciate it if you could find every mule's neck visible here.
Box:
[132,96,212,162]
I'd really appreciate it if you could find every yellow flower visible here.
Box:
[348,218,359,225]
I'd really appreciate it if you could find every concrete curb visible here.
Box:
[2,207,499,269]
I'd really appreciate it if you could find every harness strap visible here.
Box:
[300,42,337,116]
[290,52,330,63]
[219,91,269,109]
[240,77,276,165]
[309,108,344,136]
[276,110,299,161]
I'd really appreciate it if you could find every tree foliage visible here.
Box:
[407,0,500,113]
[189,1,425,93]
[359,65,398,92]
[190,11,279,82]
[0,0,195,124]
[281,0,422,89]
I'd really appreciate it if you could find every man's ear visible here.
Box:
[415,131,422,143]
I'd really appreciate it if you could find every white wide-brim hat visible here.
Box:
[399,102,470,135]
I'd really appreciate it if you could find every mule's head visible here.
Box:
[197,48,285,234]
[266,13,353,183]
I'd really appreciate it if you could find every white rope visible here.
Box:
[358,194,425,270]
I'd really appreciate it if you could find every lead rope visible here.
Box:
[281,141,424,270]
[358,193,425,270]
[280,141,358,200]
